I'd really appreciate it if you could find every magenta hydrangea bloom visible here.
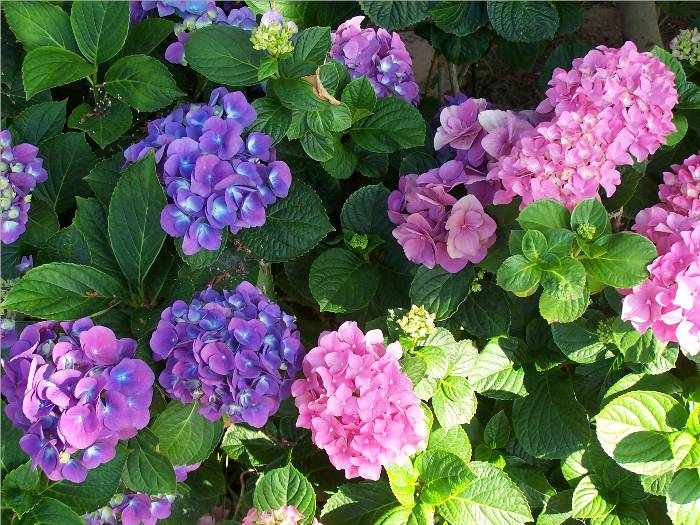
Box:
[0,130,48,245]
[150,282,302,427]
[292,322,427,480]
[1,320,153,482]
[658,151,700,219]
[84,492,174,525]
[330,16,419,105]
[622,205,700,358]
[489,41,678,210]
[388,160,497,272]
[242,506,305,525]
[124,88,291,255]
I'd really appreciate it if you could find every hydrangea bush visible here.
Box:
[1,2,699,525]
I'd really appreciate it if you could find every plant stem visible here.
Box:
[448,63,460,96]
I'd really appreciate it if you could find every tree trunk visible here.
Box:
[618,1,663,51]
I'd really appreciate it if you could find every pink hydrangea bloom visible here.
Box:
[490,41,678,210]
[622,206,700,357]
[388,160,498,272]
[242,506,304,525]
[658,151,700,218]
[292,322,427,480]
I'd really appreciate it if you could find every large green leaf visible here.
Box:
[3,2,77,51]
[595,390,687,475]
[437,461,532,525]
[238,181,333,262]
[415,450,474,506]
[467,338,527,399]
[321,480,398,525]
[251,97,293,145]
[432,376,477,430]
[104,54,184,112]
[427,424,472,463]
[70,0,129,63]
[150,402,224,466]
[122,429,177,495]
[571,476,615,519]
[456,281,511,339]
[580,233,657,288]
[67,100,132,149]
[512,369,590,459]
[83,152,122,206]
[118,18,174,57]
[429,1,487,36]
[551,320,608,364]
[340,184,393,239]
[35,132,96,213]
[666,468,700,525]
[516,199,570,232]
[253,464,316,524]
[358,1,431,30]
[8,99,67,145]
[74,197,121,276]
[16,498,83,525]
[410,266,474,321]
[350,97,426,153]
[23,200,60,249]
[22,46,93,99]
[2,262,126,319]
[487,1,559,43]
[184,25,263,86]
[497,255,541,294]
[107,153,166,291]
[309,248,380,312]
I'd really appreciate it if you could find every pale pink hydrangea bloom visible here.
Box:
[292,322,427,480]
[622,205,700,357]
[658,151,700,219]
[242,506,306,525]
[445,195,497,262]
[490,41,678,210]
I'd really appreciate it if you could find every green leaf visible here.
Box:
[67,99,132,149]
[221,424,283,466]
[497,255,541,294]
[410,266,474,321]
[2,262,126,319]
[612,319,666,365]
[84,152,122,206]
[107,153,165,291]
[536,489,573,525]
[70,1,129,63]
[42,447,127,514]
[386,461,419,507]
[484,410,511,449]
[551,321,607,364]
[571,476,616,519]
[104,54,183,112]
[416,450,474,505]
[399,152,438,177]
[504,457,556,510]
[253,464,316,524]
[340,184,393,239]
[118,17,174,58]
[8,99,67,145]
[521,230,548,261]
[34,132,95,213]
[301,131,335,162]
[571,199,611,240]
[595,391,687,475]
[580,233,656,288]
[651,46,685,88]
[429,1,487,36]
[184,25,263,86]
[358,1,431,30]
[468,338,526,399]
[22,46,93,99]
[289,26,331,66]
[433,376,477,430]
[319,60,351,98]
[665,114,688,148]
[309,248,380,312]
[175,230,228,269]
[74,197,121,275]
[3,462,41,516]
[341,76,377,121]
[123,428,177,495]
[322,138,358,179]
[487,0,559,43]
[23,200,60,249]
[350,97,426,153]
[427,424,472,463]
[251,97,293,145]
[539,287,589,323]
[430,27,491,65]
[540,256,586,301]
[258,56,279,81]
[16,498,83,525]
[517,199,570,231]
[39,224,92,265]
[3,2,77,51]
[512,369,590,459]
[150,402,224,466]
[321,480,398,525]
[456,281,511,339]
[238,181,333,262]
[666,468,700,525]
[437,461,532,525]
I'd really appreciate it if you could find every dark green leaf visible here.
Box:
[70,0,129,63]
[67,99,132,148]
[340,184,393,239]
[3,2,77,51]
[430,27,491,65]
[429,1,487,36]
[23,200,60,248]
[22,46,93,99]
[410,266,474,321]
[251,97,293,144]
[457,281,511,338]
[358,1,431,30]
[580,233,657,288]
[16,498,83,525]
[84,152,124,206]
[123,429,177,494]
[119,18,174,58]
[8,99,67,145]
[350,96,426,153]
[74,197,121,275]
[487,1,559,43]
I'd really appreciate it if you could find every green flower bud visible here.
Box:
[671,28,700,66]
[398,305,436,339]
[251,19,296,58]
[348,233,369,251]
[576,223,597,241]
[596,318,616,346]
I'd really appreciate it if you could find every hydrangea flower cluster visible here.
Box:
[1,320,154,482]
[124,88,291,255]
[83,492,174,525]
[130,0,219,24]
[388,160,497,272]
[243,506,307,525]
[292,322,427,480]
[330,16,419,105]
[1,255,32,349]
[1,130,48,245]
[150,281,303,427]
[250,10,298,58]
[164,4,256,65]
[671,27,700,65]
[658,152,700,219]
[489,41,678,210]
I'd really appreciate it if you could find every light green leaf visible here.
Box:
[70,1,129,63]
[22,46,93,99]
[467,338,527,399]
[497,255,541,294]
[433,376,477,430]
[541,256,586,300]
[427,425,472,463]
[341,76,377,120]
[487,1,559,43]
[108,153,166,291]
[571,199,611,240]
[410,266,474,321]
[666,468,700,525]
[517,199,570,232]
[350,97,426,153]
[253,464,316,524]
[522,230,548,261]
[416,450,474,505]
[580,233,657,288]
[571,476,616,519]
[539,286,589,324]
[386,461,419,507]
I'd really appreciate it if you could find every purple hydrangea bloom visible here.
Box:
[150,282,303,427]
[124,88,291,255]
[1,130,48,245]
[1,320,154,482]
[84,492,174,525]
[330,16,419,105]
[1,255,33,349]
